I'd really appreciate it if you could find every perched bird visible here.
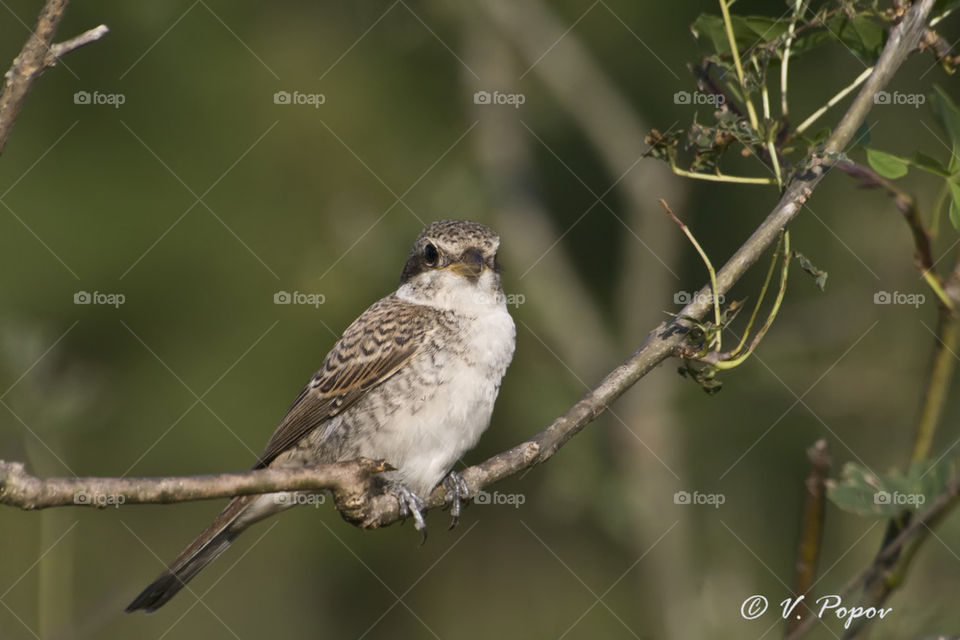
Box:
[125,219,516,613]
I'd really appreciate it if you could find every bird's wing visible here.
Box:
[254,295,438,468]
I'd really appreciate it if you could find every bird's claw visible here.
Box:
[392,484,427,543]
[441,470,470,530]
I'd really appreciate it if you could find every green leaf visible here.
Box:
[866,149,909,179]
[827,463,896,517]
[793,252,828,291]
[948,181,960,231]
[691,14,789,55]
[691,14,732,54]
[789,31,835,58]
[807,127,833,145]
[931,85,960,173]
[844,16,885,60]
[913,456,960,499]
[790,15,887,62]
[827,459,958,518]
[908,151,951,177]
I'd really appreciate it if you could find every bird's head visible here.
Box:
[398,219,505,309]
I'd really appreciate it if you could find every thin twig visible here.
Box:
[713,231,790,369]
[0,0,108,156]
[47,24,109,62]
[781,0,806,118]
[730,233,783,357]
[788,439,831,636]
[795,67,874,136]
[719,0,760,131]
[662,199,722,350]
[833,161,934,271]
[832,160,953,309]
[668,162,777,185]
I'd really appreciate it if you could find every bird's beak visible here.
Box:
[446,247,485,279]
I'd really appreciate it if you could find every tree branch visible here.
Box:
[0,0,937,533]
[0,0,108,156]
[0,459,390,509]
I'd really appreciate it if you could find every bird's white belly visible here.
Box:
[362,304,515,496]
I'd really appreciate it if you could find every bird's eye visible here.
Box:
[423,242,439,267]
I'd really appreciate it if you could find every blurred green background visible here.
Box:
[1,1,959,638]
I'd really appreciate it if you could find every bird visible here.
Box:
[125,219,516,613]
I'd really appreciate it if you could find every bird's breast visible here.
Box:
[352,301,515,496]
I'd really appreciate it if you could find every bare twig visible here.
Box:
[662,199,722,347]
[795,67,874,136]
[833,160,954,310]
[834,161,934,274]
[0,0,108,156]
[47,24,109,61]
[921,27,960,70]
[788,439,831,636]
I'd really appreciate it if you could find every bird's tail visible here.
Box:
[126,495,258,613]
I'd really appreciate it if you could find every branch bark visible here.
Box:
[0,459,389,510]
[0,0,108,156]
[0,0,937,533]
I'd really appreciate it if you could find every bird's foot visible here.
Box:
[391,483,427,543]
[441,470,470,530]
